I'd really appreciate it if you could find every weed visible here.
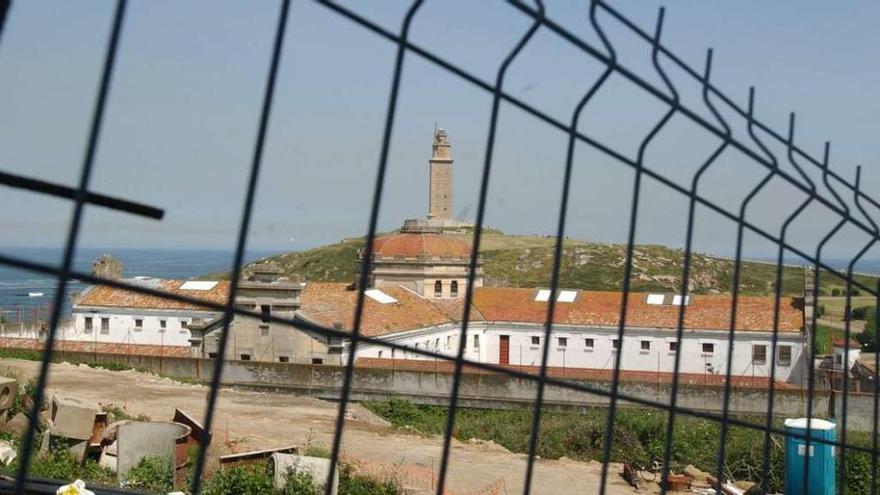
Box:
[123,456,173,493]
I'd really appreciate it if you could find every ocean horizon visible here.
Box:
[0,246,279,320]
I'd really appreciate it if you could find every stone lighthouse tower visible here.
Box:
[428,127,453,221]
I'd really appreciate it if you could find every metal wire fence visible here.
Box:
[1,0,879,493]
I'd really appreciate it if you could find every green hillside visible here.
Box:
[237,233,874,296]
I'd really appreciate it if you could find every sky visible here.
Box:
[1,0,879,261]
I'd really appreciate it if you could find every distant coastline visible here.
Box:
[0,246,275,320]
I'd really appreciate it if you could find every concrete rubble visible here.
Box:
[40,394,101,462]
[0,440,16,466]
[219,445,298,468]
[0,377,17,412]
[116,421,191,484]
[272,453,338,495]
[2,413,29,438]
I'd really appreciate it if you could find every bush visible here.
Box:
[123,456,173,493]
[202,463,275,495]
[27,449,115,486]
[816,304,827,318]
[282,469,321,495]
[832,288,843,296]
[858,312,879,352]
[850,305,875,321]
[339,463,400,495]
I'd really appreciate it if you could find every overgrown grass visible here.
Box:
[815,324,846,354]
[364,398,876,493]
[201,461,400,495]
[122,456,173,493]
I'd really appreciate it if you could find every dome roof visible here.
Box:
[371,232,471,258]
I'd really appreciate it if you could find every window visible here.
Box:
[778,345,792,366]
[159,320,167,332]
[261,305,271,323]
[100,318,110,334]
[134,319,143,331]
[473,335,480,349]
[278,356,289,363]
[702,343,714,355]
[752,344,767,365]
[450,280,459,298]
[531,336,541,346]
[312,358,323,365]
[446,335,452,349]
[434,338,440,349]
[180,319,188,329]
[612,339,621,351]
[640,340,651,352]
[377,351,383,359]
[208,352,218,359]
[584,338,594,349]
[434,280,442,298]
[240,354,251,361]
[84,317,93,333]
[558,337,568,348]
[668,341,678,353]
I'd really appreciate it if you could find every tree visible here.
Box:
[857,310,879,352]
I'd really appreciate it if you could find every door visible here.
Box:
[499,335,510,365]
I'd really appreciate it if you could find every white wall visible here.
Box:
[833,345,861,371]
[69,308,219,347]
[354,322,806,383]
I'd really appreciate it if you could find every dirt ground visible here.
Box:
[0,358,658,494]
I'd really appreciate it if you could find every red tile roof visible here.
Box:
[472,288,803,333]
[298,285,802,336]
[832,338,860,349]
[76,279,229,312]
[298,283,457,337]
[371,232,471,258]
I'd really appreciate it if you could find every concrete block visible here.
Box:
[117,422,191,481]
[50,394,99,440]
[272,453,337,495]
[42,434,88,462]
[0,377,16,411]
[2,413,29,438]
[0,440,16,466]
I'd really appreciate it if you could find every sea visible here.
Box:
[0,247,278,321]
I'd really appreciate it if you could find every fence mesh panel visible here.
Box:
[0,0,878,493]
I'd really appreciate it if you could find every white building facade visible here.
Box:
[352,322,808,383]
[68,278,227,348]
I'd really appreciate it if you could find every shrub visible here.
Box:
[338,463,400,495]
[858,312,879,352]
[123,456,173,493]
[282,469,321,495]
[202,463,274,495]
[27,449,115,486]
[850,305,874,321]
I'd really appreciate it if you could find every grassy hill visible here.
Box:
[235,233,876,296]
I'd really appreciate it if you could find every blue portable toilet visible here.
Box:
[784,418,836,495]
